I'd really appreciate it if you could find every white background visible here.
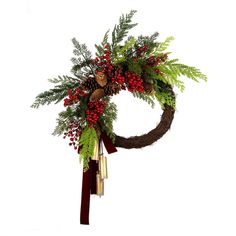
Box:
[0,0,236,235]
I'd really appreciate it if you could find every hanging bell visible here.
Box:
[96,172,104,197]
[99,155,108,179]
[91,141,99,161]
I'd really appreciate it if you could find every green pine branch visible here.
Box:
[123,33,160,60]
[52,106,84,136]
[52,109,72,136]
[164,60,207,82]
[102,30,110,46]
[153,81,176,109]
[156,65,186,92]
[48,75,80,84]
[52,111,69,136]
[31,76,80,108]
[99,100,117,143]
[111,10,137,52]
[132,91,155,108]
[71,60,94,76]
[152,36,174,55]
[157,60,207,92]
[154,91,176,109]
[112,37,137,64]
[71,38,95,77]
[95,30,110,59]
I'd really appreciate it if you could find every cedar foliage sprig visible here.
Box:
[152,36,174,54]
[112,37,137,64]
[162,59,207,82]
[95,30,110,59]
[156,58,207,92]
[52,108,78,136]
[153,81,176,109]
[111,10,137,55]
[31,76,80,108]
[132,91,155,108]
[124,32,160,59]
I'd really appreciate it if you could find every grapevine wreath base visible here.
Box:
[32,10,206,225]
[114,103,175,149]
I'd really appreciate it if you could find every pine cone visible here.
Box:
[96,72,108,87]
[143,82,153,94]
[104,82,122,96]
[90,88,105,101]
[81,77,100,92]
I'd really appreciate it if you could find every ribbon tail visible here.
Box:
[80,162,92,225]
[100,132,117,154]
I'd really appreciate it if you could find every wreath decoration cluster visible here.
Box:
[31,10,207,224]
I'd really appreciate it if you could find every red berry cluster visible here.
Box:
[94,44,114,76]
[147,55,162,66]
[64,88,86,106]
[137,45,149,56]
[85,100,107,126]
[112,71,126,84]
[124,71,144,92]
[63,123,82,150]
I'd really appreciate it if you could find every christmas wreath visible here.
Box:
[31,10,207,224]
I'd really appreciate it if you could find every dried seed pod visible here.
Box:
[96,72,107,87]
[89,88,105,101]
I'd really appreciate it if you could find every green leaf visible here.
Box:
[79,127,98,171]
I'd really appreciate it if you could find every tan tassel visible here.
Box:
[91,141,99,161]
[96,173,104,197]
[99,155,108,179]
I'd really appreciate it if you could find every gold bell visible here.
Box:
[91,141,99,161]
[96,172,104,197]
[99,155,108,179]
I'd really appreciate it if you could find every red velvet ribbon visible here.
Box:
[80,132,117,224]
[100,132,117,154]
